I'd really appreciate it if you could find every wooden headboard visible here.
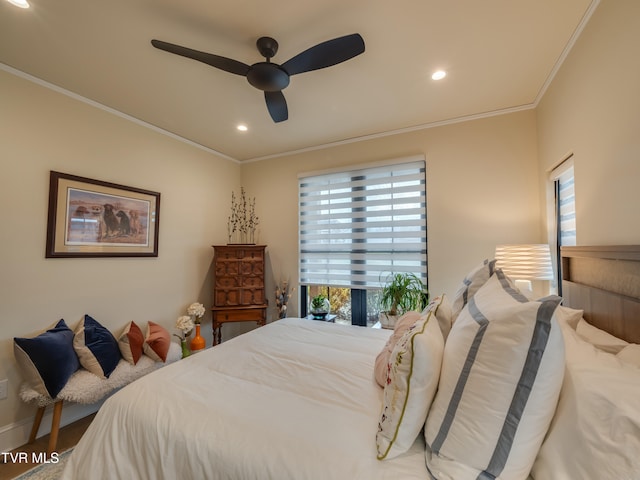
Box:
[561,245,640,343]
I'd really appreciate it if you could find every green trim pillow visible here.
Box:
[374,311,421,388]
[14,319,80,398]
[73,314,121,378]
[376,296,445,460]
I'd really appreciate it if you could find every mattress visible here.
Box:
[61,318,429,479]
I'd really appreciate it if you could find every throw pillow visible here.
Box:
[423,293,453,340]
[531,317,640,479]
[73,314,121,378]
[616,344,640,368]
[376,296,445,460]
[576,318,629,353]
[424,271,565,480]
[374,311,421,388]
[143,321,171,362]
[118,321,145,365]
[13,319,80,398]
[450,259,497,322]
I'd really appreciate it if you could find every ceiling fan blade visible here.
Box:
[151,39,250,76]
[281,33,365,76]
[264,91,288,123]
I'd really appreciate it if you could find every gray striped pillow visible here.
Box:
[424,270,565,480]
[450,259,497,322]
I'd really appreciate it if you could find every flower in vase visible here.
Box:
[174,315,194,341]
[187,302,205,323]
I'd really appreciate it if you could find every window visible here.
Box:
[298,157,427,325]
[551,157,576,294]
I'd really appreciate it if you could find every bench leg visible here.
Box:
[28,406,46,443]
[47,400,64,455]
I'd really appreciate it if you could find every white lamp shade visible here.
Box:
[495,244,554,281]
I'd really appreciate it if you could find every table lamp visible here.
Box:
[495,244,554,293]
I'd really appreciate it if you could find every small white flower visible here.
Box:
[176,315,194,334]
[187,302,205,320]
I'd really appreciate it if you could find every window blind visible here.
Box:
[557,167,576,246]
[299,159,427,289]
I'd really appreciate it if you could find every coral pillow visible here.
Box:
[143,321,171,362]
[74,314,121,378]
[118,321,144,365]
[13,319,80,398]
[376,296,445,460]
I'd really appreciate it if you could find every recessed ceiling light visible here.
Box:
[236,124,248,132]
[7,0,30,8]
[431,70,446,81]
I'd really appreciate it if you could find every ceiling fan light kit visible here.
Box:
[151,33,365,123]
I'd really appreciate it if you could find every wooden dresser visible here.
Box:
[211,245,267,345]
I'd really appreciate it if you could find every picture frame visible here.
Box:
[46,171,161,258]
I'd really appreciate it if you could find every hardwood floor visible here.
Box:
[0,414,95,480]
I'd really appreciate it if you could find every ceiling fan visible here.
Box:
[151,33,365,123]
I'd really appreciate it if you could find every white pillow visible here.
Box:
[422,293,453,340]
[617,344,640,368]
[450,259,496,322]
[554,305,584,329]
[376,297,445,460]
[425,271,565,480]
[576,318,629,353]
[531,318,640,479]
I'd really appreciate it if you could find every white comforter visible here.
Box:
[62,318,429,479]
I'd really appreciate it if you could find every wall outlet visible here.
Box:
[0,379,8,400]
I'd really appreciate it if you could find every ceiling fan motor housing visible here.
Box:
[247,63,290,91]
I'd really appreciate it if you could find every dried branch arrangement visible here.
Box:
[227,187,259,244]
[275,280,295,319]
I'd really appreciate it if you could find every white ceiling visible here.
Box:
[0,0,596,162]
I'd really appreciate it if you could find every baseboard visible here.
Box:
[0,401,103,453]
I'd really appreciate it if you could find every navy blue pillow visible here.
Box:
[73,314,121,378]
[14,319,80,398]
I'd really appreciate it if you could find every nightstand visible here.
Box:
[306,314,336,323]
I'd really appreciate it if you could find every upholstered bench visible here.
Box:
[19,342,181,454]
[14,316,181,454]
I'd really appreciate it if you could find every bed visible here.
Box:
[61,246,640,480]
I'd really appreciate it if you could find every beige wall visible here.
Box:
[243,109,543,318]
[5,0,637,449]
[537,0,640,245]
[0,70,240,438]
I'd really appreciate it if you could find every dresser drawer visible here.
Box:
[216,276,240,288]
[215,261,239,277]
[240,289,265,305]
[214,308,265,323]
[215,289,240,306]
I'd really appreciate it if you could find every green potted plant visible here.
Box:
[310,294,331,320]
[379,272,428,328]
